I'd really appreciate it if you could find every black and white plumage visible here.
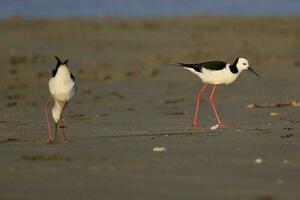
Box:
[176,57,259,85]
[44,56,77,143]
[175,57,260,128]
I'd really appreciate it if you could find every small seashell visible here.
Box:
[291,100,300,107]
[255,158,263,164]
[270,112,281,117]
[246,104,255,109]
[210,124,219,130]
[283,160,289,164]
[153,147,167,152]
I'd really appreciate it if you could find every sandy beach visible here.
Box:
[0,16,300,199]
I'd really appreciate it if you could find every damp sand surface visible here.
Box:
[0,16,300,200]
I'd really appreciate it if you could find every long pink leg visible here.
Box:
[44,96,54,142]
[59,101,69,143]
[193,83,209,127]
[209,85,228,128]
[59,119,69,143]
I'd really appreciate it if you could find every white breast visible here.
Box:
[185,65,240,85]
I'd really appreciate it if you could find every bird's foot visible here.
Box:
[218,123,229,128]
[62,139,70,144]
[47,136,55,144]
[193,120,198,127]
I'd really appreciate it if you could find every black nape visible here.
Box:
[229,64,238,74]
[229,58,239,74]
[55,56,62,67]
[70,73,75,81]
[52,56,69,77]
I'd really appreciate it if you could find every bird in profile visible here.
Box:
[44,56,77,143]
[175,57,260,128]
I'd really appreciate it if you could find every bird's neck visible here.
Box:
[229,64,239,74]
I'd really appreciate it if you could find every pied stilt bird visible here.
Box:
[175,57,260,128]
[44,56,77,143]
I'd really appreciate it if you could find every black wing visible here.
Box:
[52,67,58,77]
[70,72,75,81]
[175,61,227,72]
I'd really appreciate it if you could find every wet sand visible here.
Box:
[0,16,300,200]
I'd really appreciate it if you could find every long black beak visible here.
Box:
[248,67,260,77]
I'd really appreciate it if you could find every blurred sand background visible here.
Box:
[0,16,300,199]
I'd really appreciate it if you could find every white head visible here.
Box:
[235,57,249,71]
[234,57,260,77]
